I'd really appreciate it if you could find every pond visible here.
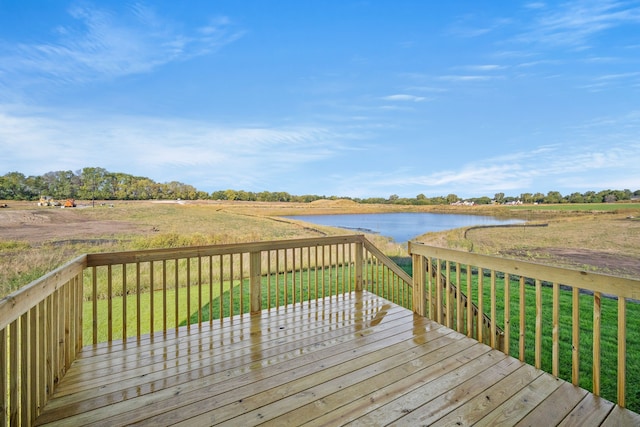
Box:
[284,212,524,243]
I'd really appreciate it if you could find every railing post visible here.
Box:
[250,251,262,314]
[355,241,363,292]
[412,253,425,317]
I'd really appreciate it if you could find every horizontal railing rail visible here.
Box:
[408,241,640,410]
[0,235,411,425]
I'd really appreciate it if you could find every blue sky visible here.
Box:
[1,1,639,199]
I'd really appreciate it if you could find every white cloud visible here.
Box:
[519,0,640,48]
[381,94,426,102]
[461,64,506,71]
[437,75,495,82]
[0,4,243,88]
[0,106,352,189]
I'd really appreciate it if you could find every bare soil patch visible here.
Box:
[0,208,145,245]
[501,247,640,278]
[417,213,640,279]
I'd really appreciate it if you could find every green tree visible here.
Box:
[545,191,563,204]
[567,192,584,203]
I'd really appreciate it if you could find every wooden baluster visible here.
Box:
[618,296,626,407]
[136,262,141,337]
[552,282,559,376]
[107,265,112,342]
[445,261,452,328]
[218,255,224,319]
[174,259,179,331]
[162,260,168,332]
[92,266,98,344]
[467,265,472,337]
[477,268,483,343]
[123,264,128,339]
[504,273,510,356]
[490,270,496,349]
[9,320,18,426]
[593,291,601,395]
[519,276,526,362]
[572,286,580,385]
[197,256,202,324]
[250,251,262,314]
[535,279,542,369]
[1,327,7,427]
[146,262,152,335]
[21,312,30,425]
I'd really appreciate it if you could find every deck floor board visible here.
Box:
[35,291,640,426]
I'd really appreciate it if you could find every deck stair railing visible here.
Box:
[408,241,640,410]
[0,235,411,426]
[424,261,505,351]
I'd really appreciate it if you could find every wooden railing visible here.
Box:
[5,235,637,424]
[0,235,411,426]
[426,264,505,351]
[409,241,640,409]
[0,256,86,427]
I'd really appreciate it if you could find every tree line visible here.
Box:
[1,168,638,205]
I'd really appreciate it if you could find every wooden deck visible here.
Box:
[35,291,640,426]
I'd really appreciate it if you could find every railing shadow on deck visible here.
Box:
[1,234,639,425]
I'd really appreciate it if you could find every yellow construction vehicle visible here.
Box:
[38,196,61,206]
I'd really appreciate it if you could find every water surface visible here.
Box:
[284,212,524,242]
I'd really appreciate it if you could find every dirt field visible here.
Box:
[416,212,640,279]
[1,200,639,296]
[0,207,145,244]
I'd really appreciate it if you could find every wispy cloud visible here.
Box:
[448,16,513,39]
[518,0,640,49]
[437,75,496,82]
[333,115,640,197]
[398,140,640,196]
[0,106,352,189]
[462,64,506,71]
[0,3,243,88]
[381,94,426,102]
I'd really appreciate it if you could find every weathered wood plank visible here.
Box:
[179,322,459,426]
[350,348,507,426]
[37,295,399,422]
[474,372,563,426]
[430,363,542,427]
[387,355,523,426]
[61,293,387,376]
[557,393,615,427]
[79,314,422,426]
[515,381,588,426]
[600,404,640,427]
[271,335,475,427]
[34,291,639,427]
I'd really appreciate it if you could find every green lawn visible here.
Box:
[82,262,639,413]
[83,266,360,343]
[441,268,640,412]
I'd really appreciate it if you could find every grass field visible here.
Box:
[447,268,640,411]
[3,199,640,412]
[508,202,640,212]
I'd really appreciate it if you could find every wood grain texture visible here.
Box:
[34,291,637,426]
